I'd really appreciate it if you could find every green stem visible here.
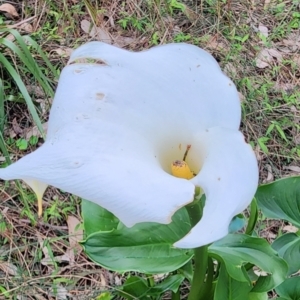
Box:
[185,200,209,300]
[171,290,181,300]
[200,257,214,299]
[187,245,208,300]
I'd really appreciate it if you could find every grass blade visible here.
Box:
[0,36,54,98]
[0,78,4,134]
[0,53,45,138]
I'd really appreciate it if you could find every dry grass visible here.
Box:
[0,0,300,298]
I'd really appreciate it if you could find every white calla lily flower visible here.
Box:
[0,42,258,248]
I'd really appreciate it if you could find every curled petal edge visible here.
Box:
[174,127,258,249]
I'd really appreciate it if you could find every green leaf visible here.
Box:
[248,292,268,300]
[81,206,193,273]
[118,274,184,299]
[275,277,300,300]
[148,274,185,295]
[16,139,28,150]
[209,234,288,292]
[119,276,149,300]
[94,292,112,300]
[272,233,300,275]
[81,199,119,236]
[214,264,251,300]
[245,199,258,235]
[255,177,300,227]
[257,137,269,154]
[179,260,193,282]
[0,53,45,138]
[229,214,246,233]
[275,124,288,142]
[0,37,53,98]
[0,78,4,133]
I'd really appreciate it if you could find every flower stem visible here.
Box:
[171,290,181,300]
[187,245,208,300]
[185,198,209,300]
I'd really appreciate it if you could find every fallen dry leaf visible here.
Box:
[26,85,45,98]
[293,54,300,67]
[255,48,282,68]
[23,122,48,141]
[49,285,71,300]
[91,27,112,43]
[263,164,274,183]
[52,47,73,58]
[273,82,294,93]
[99,273,107,290]
[253,266,268,277]
[81,19,92,34]
[0,3,19,18]
[114,36,136,48]
[254,145,263,161]
[19,22,33,33]
[283,225,298,233]
[283,165,300,173]
[36,232,54,268]
[238,92,245,103]
[294,134,300,145]
[66,215,83,265]
[264,0,271,8]
[223,62,237,77]
[282,33,300,51]
[184,6,198,22]
[206,35,228,52]
[258,24,268,37]
[35,98,52,115]
[81,19,112,43]
[12,117,23,135]
[0,261,18,276]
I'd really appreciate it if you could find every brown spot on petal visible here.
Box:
[96,93,105,100]
[68,57,108,66]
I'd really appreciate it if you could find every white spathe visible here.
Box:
[0,42,258,248]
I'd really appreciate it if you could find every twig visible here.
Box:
[7,16,37,29]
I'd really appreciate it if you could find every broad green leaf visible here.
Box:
[248,292,268,300]
[275,277,300,300]
[81,206,193,273]
[272,233,300,275]
[245,199,258,235]
[118,276,149,300]
[148,274,185,295]
[209,234,288,292]
[81,199,119,236]
[179,260,193,282]
[214,264,251,300]
[229,214,246,233]
[255,177,300,227]
[118,274,184,299]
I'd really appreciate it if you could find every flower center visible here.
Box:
[171,145,195,179]
[156,136,201,179]
[171,160,194,179]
